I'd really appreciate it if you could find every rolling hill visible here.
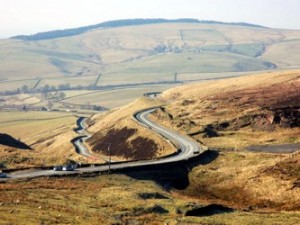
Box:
[1,20,300,94]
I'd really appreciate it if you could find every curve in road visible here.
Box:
[3,107,205,180]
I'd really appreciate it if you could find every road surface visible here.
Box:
[3,107,204,180]
[73,117,114,162]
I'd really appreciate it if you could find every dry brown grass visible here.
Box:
[157,70,300,149]
[0,173,299,225]
[0,175,176,225]
[182,150,300,212]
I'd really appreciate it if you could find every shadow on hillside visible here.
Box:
[123,150,219,190]
[185,204,234,217]
[0,133,32,150]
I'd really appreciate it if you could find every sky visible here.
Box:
[0,0,299,38]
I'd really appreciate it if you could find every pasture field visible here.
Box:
[36,75,98,89]
[0,79,38,92]
[102,52,273,75]
[99,71,175,86]
[61,84,178,109]
[261,39,300,67]
[177,71,255,82]
[0,23,300,94]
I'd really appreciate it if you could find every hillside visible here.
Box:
[155,70,300,150]
[147,70,300,211]
[85,70,300,214]
[1,22,300,91]
[1,21,300,111]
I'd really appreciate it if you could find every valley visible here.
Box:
[0,20,299,225]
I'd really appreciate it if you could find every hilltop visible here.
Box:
[11,18,265,41]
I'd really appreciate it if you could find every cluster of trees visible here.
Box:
[0,83,99,96]
[42,91,65,100]
[11,19,265,41]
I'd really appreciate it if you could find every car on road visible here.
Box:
[0,173,7,178]
[53,165,63,171]
[62,164,75,171]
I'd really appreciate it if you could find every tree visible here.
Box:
[21,85,29,94]
[42,84,50,93]
[59,92,66,100]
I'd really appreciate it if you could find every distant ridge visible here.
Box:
[11,18,266,41]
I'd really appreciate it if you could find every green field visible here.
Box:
[1,23,300,84]
[61,85,178,109]
[1,22,300,110]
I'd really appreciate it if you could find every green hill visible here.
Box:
[0,20,300,108]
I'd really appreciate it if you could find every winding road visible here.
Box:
[3,107,204,180]
[73,117,114,162]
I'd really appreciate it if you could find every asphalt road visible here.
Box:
[73,117,114,162]
[3,107,204,180]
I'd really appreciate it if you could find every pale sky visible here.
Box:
[0,0,299,38]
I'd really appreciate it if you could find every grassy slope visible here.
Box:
[156,70,300,149]
[184,151,300,211]
[0,111,97,169]
[145,70,300,212]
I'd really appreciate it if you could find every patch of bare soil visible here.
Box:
[88,127,159,160]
